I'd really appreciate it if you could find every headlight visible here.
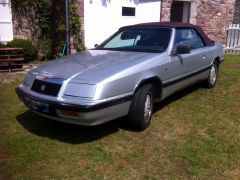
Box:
[23,73,35,87]
[64,83,96,98]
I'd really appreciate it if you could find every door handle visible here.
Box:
[202,55,206,59]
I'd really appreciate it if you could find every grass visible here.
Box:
[0,55,240,179]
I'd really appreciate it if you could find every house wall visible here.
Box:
[84,0,161,48]
[12,14,35,41]
[161,0,236,44]
[161,0,172,21]
[8,0,240,48]
[11,4,38,42]
[0,0,13,43]
[191,0,235,44]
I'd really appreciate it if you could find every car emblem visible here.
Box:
[40,84,46,91]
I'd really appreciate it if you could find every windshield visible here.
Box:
[97,28,172,53]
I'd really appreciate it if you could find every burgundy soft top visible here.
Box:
[120,22,214,46]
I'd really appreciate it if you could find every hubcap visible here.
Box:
[144,94,152,122]
[209,65,217,85]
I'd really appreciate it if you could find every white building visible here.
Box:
[84,0,161,48]
[1,0,236,49]
[0,0,162,48]
[0,0,13,43]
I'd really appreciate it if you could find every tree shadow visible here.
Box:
[16,82,204,144]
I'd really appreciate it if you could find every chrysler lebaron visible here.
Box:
[16,22,224,130]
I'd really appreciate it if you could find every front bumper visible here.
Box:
[16,86,132,126]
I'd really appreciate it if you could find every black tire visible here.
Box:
[205,61,219,88]
[128,84,154,131]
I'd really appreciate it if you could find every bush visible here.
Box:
[7,39,37,61]
[0,43,6,48]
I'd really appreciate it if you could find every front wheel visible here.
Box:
[206,61,219,88]
[128,84,154,131]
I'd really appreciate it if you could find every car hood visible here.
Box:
[32,50,160,83]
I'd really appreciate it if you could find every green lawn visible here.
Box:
[0,55,240,179]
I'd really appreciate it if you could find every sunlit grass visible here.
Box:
[0,55,239,179]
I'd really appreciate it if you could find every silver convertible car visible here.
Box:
[16,22,224,130]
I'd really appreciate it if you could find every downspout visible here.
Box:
[160,0,163,22]
[65,0,71,55]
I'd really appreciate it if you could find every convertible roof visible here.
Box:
[120,22,214,46]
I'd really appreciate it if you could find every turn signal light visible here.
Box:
[57,109,79,118]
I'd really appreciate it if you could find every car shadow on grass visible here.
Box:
[16,83,204,144]
[16,111,129,144]
[154,82,204,112]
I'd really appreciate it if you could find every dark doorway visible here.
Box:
[233,0,240,24]
[170,1,191,23]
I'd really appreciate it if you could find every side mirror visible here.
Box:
[94,44,99,48]
[176,45,190,54]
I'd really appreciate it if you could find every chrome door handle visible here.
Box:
[202,55,206,59]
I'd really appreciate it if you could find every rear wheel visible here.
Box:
[206,61,219,88]
[128,84,154,131]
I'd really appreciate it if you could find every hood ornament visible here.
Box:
[40,84,46,91]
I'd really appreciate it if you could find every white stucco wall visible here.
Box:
[84,0,161,48]
[0,0,13,43]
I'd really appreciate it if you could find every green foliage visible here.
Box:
[0,43,7,48]
[11,0,52,39]
[11,0,85,59]
[70,1,85,51]
[7,39,37,61]
[36,38,52,61]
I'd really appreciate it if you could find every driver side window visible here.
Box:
[174,29,205,51]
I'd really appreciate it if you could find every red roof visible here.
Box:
[120,22,214,46]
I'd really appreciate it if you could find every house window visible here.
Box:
[122,7,135,16]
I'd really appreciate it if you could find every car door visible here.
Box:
[169,28,211,81]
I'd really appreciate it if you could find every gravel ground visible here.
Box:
[0,64,38,83]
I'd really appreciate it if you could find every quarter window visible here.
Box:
[174,29,205,50]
